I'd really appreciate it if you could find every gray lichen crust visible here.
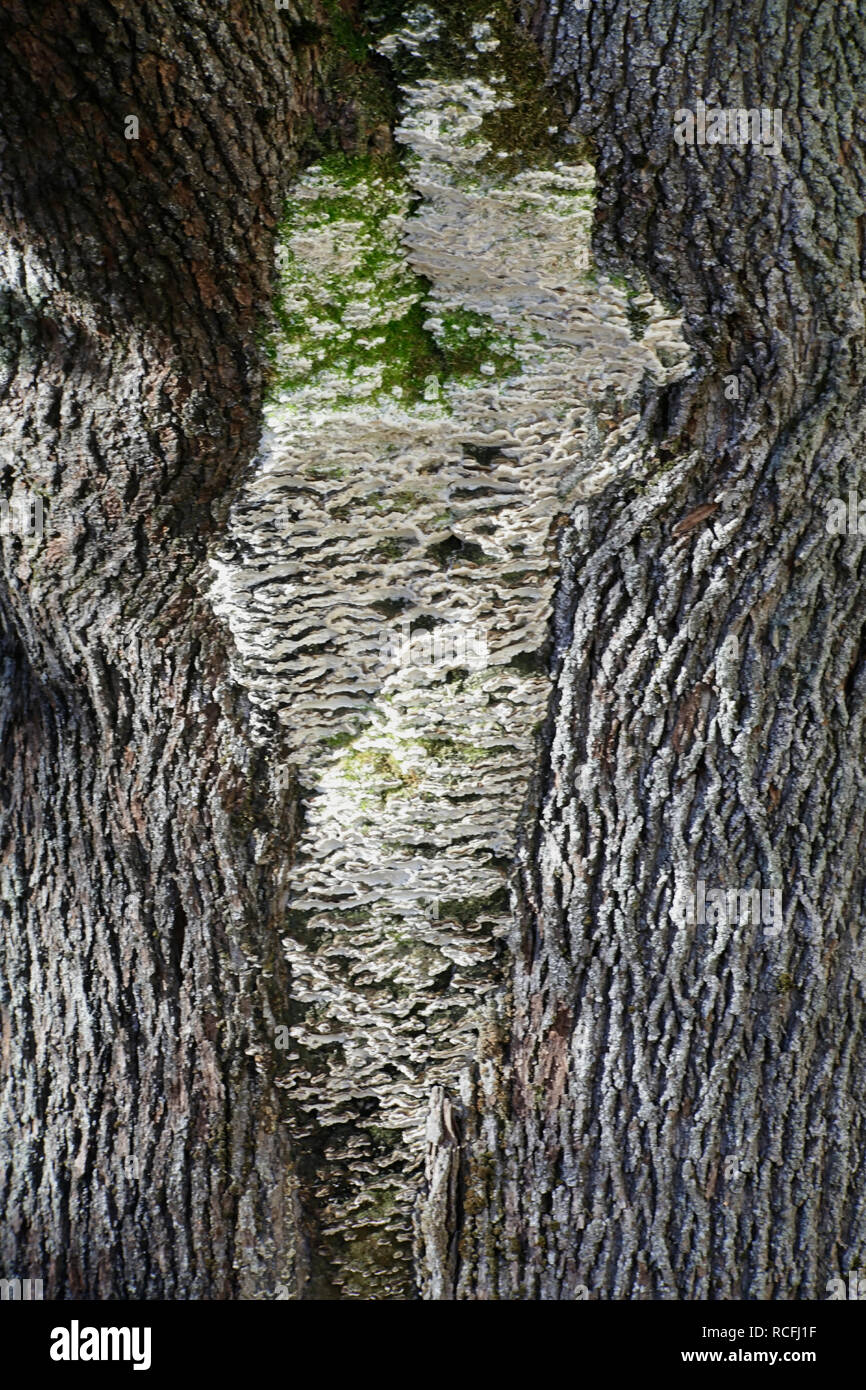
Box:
[209,5,689,1297]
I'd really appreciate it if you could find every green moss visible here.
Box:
[265,0,591,413]
[376,0,584,173]
[340,746,420,800]
[417,736,488,763]
[322,730,357,750]
[437,887,509,924]
[626,290,650,341]
[268,173,519,405]
[373,535,417,560]
[499,569,535,587]
[330,905,369,924]
[310,463,347,480]
[321,0,370,62]
[365,488,426,513]
[283,5,397,173]
[433,307,520,378]
[266,154,445,406]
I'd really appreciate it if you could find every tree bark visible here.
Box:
[0,0,390,1297]
[442,0,866,1300]
[1,0,865,1302]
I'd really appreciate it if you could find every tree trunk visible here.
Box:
[1,0,865,1302]
[0,0,391,1298]
[442,0,866,1300]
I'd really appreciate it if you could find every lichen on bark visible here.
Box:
[211,0,688,1297]
[2,0,865,1305]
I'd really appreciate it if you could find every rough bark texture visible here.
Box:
[440,0,866,1299]
[1,0,865,1301]
[0,0,391,1297]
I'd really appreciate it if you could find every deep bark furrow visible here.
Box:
[3,0,866,1301]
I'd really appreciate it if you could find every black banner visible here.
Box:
[4,1298,860,1378]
